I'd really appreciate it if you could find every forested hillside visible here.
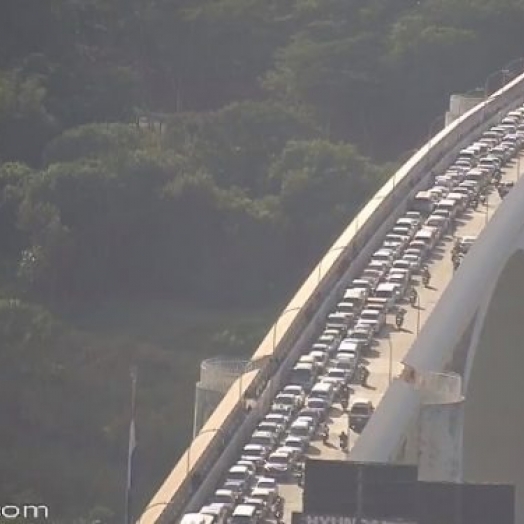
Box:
[1,0,524,522]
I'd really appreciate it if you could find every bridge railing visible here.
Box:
[138,71,524,524]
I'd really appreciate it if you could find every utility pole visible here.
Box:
[125,367,138,524]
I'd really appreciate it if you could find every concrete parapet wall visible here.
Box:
[137,71,524,524]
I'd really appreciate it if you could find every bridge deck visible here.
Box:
[280,153,523,521]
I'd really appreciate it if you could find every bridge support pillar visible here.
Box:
[417,372,465,482]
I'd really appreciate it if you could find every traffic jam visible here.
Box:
[180,104,524,524]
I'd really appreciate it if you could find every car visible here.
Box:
[317,328,342,347]
[309,381,336,404]
[373,282,401,311]
[402,253,422,273]
[371,248,396,268]
[392,258,413,277]
[222,480,246,500]
[357,308,386,335]
[425,214,449,234]
[388,266,411,284]
[459,235,477,253]
[366,259,390,278]
[263,412,290,429]
[226,464,254,490]
[431,208,453,222]
[229,504,259,524]
[334,300,359,318]
[349,278,376,295]
[302,398,330,421]
[254,476,279,495]
[392,225,415,240]
[307,350,329,372]
[360,270,381,290]
[349,398,375,433]
[274,393,301,413]
[282,384,306,404]
[180,514,216,524]
[210,489,237,510]
[249,431,277,452]
[249,488,280,516]
[284,435,309,457]
[322,367,350,388]
[381,240,403,258]
[287,363,316,392]
[256,421,285,439]
[264,448,299,477]
[336,338,362,361]
[199,504,230,524]
[288,418,315,445]
[235,460,259,477]
[240,499,268,521]
[346,326,374,348]
[241,444,269,468]
[403,211,423,224]
[333,355,357,379]
[408,240,430,259]
[325,311,354,335]
[269,403,295,420]
[384,233,410,250]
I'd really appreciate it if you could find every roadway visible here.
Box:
[279,152,523,522]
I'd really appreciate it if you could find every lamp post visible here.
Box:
[427,114,446,149]
[484,192,489,226]
[484,69,510,99]
[387,332,393,385]
[505,57,524,79]
[186,427,226,475]
[137,501,175,524]
[416,292,421,336]
[237,359,252,407]
[271,306,302,351]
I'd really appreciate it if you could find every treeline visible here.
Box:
[1,0,524,521]
[1,104,383,305]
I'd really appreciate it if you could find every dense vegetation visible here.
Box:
[1,0,524,522]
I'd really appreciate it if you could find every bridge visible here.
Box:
[137,67,524,524]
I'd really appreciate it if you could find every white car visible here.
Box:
[357,308,386,335]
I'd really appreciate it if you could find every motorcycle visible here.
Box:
[422,271,430,287]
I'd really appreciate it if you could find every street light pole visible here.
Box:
[271,306,302,351]
[186,428,225,475]
[484,192,489,226]
[416,293,421,336]
[387,333,393,385]
[427,114,445,149]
